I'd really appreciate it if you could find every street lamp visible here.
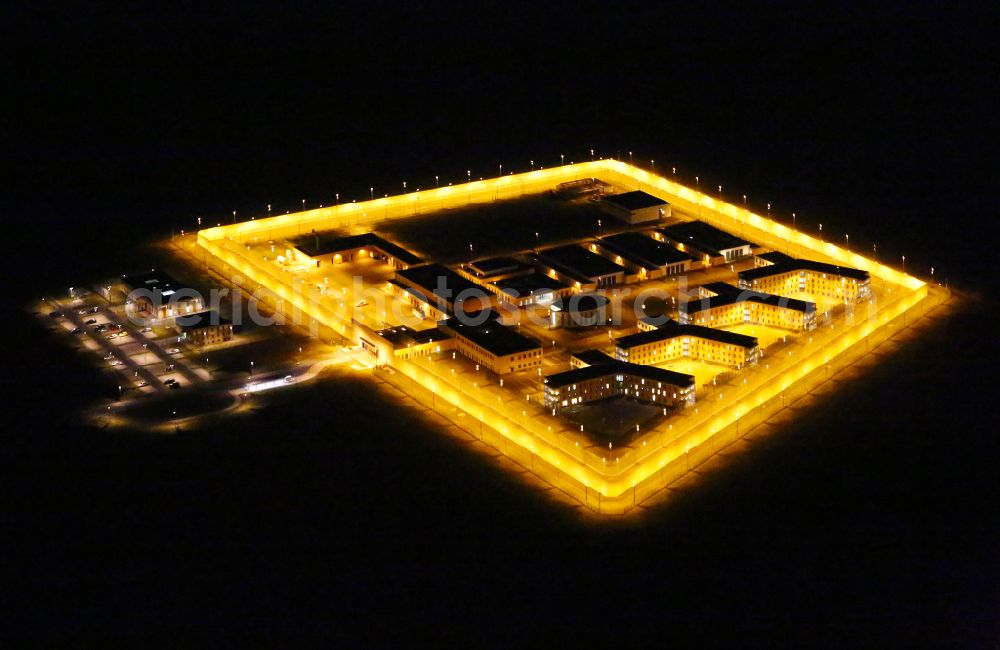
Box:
[301,198,306,211]
[370,187,374,200]
[695,176,700,218]
[590,148,594,161]
[232,210,236,223]
[560,154,565,166]
[435,175,439,187]
[267,204,272,218]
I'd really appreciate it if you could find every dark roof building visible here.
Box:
[544,360,695,390]
[598,232,691,270]
[601,191,670,225]
[291,232,423,267]
[396,263,490,305]
[569,349,616,367]
[682,283,816,315]
[493,272,568,299]
[376,325,450,348]
[466,257,523,278]
[550,293,609,314]
[658,220,754,261]
[121,270,190,296]
[603,190,667,211]
[536,245,627,287]
[175,309,230,330]
[739,257,870,283]
[438,317,541,358]
[756,251,795,266]
[616,320,759,350]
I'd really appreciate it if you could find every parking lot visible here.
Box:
[42,289,209,401]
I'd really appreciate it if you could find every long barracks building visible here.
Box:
[616,319,761,368]
[543,357,695,413]
[590,231,692,280]
[680,282,817,331]
[392,263,493,320]
[739,252,872,302]
[437,316,542,375]
[654,220,754,266]
[534,244,627,290]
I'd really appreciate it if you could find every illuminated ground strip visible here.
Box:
[195,161,938,513]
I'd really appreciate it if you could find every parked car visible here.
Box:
[109,360,122,366]
[169,383,181,390]
[84,319,97,325]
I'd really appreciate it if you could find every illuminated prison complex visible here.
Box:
[544,351,696,413]
[680,282,818,331]
[192,157,932,512]
[739,251,872,302]
[616,319,761,368]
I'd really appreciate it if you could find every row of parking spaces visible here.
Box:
[45,291,204,399]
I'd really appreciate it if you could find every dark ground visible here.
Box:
[3,2,998,647]
[375,195,610,263]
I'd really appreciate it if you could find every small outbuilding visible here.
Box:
[601,190,670,224]
[549,293,610,329]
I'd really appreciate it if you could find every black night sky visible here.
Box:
[4,2,998,647]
